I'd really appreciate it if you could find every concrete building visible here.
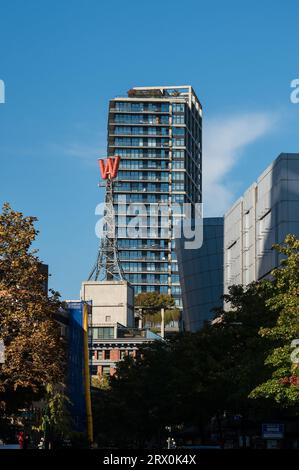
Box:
[176,217,224,332]
[224,153,299,295]
[108,85,202,309]
[79,283,163,378]
[80,280,134,327]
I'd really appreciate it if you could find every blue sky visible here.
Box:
[0,0,299,299]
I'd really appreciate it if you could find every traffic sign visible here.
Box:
[262,423,284,439]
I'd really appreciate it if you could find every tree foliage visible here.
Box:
[33,383,71,448]
[93,282,275,447]
[93,236,299,447]
[135,292,179,326]
[135,292,175,312]
[0,203,65,410]
[250,235,299,407]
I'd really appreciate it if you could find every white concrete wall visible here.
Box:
[80,280,134,327]
[224,198,243,290]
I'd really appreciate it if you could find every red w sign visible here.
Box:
[98,156,120,180]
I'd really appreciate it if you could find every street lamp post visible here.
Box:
[0,339,5,365]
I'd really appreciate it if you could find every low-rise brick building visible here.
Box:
[91,323,162,377]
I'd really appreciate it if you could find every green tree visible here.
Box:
[166,281,278,443]
[93,282,277,448]
[0,203,65,412]
[250,235,299,408]
[135,292,179,326]
[33,384,71,449]
[93,237,299,447]
[92,341,177,448]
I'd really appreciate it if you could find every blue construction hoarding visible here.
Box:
[66,301,92,434]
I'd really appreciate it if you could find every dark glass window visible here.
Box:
[172,103,184,113]
[172,171,185,181]
[172,127,185,135]
[172,137,185,147]
[93,327,114,339]
[172,114,184,124]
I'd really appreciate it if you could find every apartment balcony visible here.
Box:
[109,108,170,115]
[109,143,170,149]
[114,188,170,194]
[110,132,170,138]
[117,169,169,174]
[125,280,169,286]
[122,269,169,275]
[110,121,170,127]
[115,156,170,161]
[116,178,169,183]
[118,245,170,252]
[120,259,168,264]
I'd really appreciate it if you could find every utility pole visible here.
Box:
[160,308,165,339]
[0,339,5,364]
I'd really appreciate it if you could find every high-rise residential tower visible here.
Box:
[108,86,202,308]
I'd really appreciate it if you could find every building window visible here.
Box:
[160,286,168,293]
[172,171,185,181]
[171,262,179,272]
[172,137,185,147]
[172,161,184,169]
[172,103,184,113]
[97,350,103,360]
[120,350,126,360]
[172,114,184,124]
[93,327,114,339]
[172,127,185,135]
[148,138,157,147]
[172,182,184,191]
[102,366,110,376]
[105,315,111,322]
[173,149,184,160]
[91,365,98,376]
[171,286,181,295]
[104,350,111,360]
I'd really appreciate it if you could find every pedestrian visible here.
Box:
[23,434,30,449]
[18,431,24,449]
[37,437,45,449]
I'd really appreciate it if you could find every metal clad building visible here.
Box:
[224,153,299,296]
[176,217,224,331]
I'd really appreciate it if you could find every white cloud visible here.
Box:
[52,127,107,164]
[54,114,276,214]
[203,112,277,216]
[62,143,104,160]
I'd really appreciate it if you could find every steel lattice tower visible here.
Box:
[88,167,125,282]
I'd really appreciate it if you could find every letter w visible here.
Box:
[98,156,120,179]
